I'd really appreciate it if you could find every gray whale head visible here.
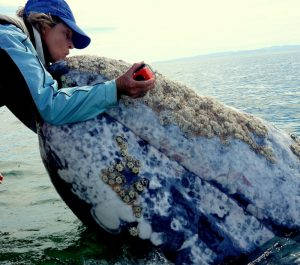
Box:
[40,55,300,265]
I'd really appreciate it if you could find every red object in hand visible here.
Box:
[132,64,154,81]
[0,173,3,184]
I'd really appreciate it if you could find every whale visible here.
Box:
[38,55,300,265]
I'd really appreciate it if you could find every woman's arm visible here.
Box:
[0,24,118,125]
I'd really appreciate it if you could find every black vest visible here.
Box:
[0,17,41,133]
[0,48,40,133]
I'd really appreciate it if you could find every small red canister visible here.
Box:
[133,64,154,81]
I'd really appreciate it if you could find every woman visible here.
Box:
[0,0,155,132]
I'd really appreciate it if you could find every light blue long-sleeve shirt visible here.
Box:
[0,24,118,125]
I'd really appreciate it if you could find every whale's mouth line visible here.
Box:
[209,179,297,237]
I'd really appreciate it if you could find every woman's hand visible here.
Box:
[116,62,155,98]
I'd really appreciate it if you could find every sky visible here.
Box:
[1,0,300,63]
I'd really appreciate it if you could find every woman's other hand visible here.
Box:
[116,62,155,98]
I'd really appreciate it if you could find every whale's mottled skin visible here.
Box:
[38,55,300,265]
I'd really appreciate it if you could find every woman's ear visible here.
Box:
[40,23,51,38]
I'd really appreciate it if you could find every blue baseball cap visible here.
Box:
[24,0,90,49]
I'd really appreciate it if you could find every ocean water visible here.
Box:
[0,50,299,265]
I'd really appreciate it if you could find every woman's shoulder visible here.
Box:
[0,23,27,39]
[0,14,29,35]
[0,23,33,52]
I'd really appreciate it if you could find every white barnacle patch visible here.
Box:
[153,191,171,216]
[92,196,135,232]
[137,220,152,239]
[150,232,164,246]
[179,234,198,250]
[149,175,162,189]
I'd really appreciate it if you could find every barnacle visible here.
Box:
[133,205,142,214]
[132,167,139,174]
[291,134,298,141]
[115,163,124,172]
[98,133,149,222]
[127,162,134,169]
[134,212,142,218]
[108,179,115,186]
[101,174,108,183]
[119,190,126,198]
[115,176,123,184]
[120,149,127,157]
[110,171,118,178]
[126,156,134,162]
[134,181,144,192]
[119,142,127,150]
[123,195,130,203]
[114,185,122,193]
[140,178,149,187]
[260,147,276,164]
[128,190,137,199]
[123,100,131,107]
[291,143,300,159]
[134,160,141,167]
[115,136,123,144]
[129,226,139,236]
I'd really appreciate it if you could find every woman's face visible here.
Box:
[42,22,74,62]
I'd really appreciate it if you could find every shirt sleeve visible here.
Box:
[0,25,118,125]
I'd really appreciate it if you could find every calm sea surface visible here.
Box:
[0,50,299,265]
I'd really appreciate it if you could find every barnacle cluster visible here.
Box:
[67,55,129,80]
[99,134,149,236]
[66,56,276,161]
[290,134,300,159]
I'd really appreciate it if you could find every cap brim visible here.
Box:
[60,17,91,49]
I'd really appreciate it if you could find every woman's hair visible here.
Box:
[17,7,60,32]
